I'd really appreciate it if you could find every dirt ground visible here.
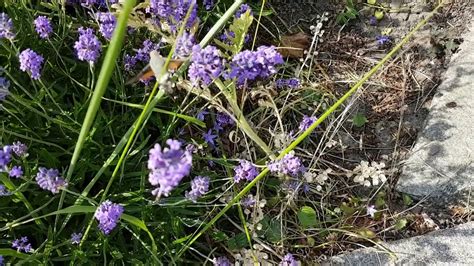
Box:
[266,0,473,245]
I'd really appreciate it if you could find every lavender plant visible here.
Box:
[0,0,445,264]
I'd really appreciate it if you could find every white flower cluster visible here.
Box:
[244,196,267,237]
[304,168,332,191]
[351,161,387,187]
[235,245,270,266]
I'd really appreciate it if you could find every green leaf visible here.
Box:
[354,228,377,239]
[121,214,158,256]
[226,9,254,54]
[402,194,413,206]
[227,233,249,250]
[374,10,384,20]
[298,206,318,228]
[352,113,368,127]
[395,218,408,230]
[260,216,282,243]
[367,0,377,4]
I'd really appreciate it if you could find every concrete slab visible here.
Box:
[396,22,474,202]
[324,222,474,265]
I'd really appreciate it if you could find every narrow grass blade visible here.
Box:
[55,0,137,229]
[176,1,445,258]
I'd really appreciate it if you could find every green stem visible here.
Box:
[175,1,445,258]
[214,79,275,159]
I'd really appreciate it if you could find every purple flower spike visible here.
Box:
[0,185,10,196]
[268,151,306,177]
[241,194,256,208]
[227,46,283,86]
[135,39,160,62]
[236,4,253,18]
[0,145,12,171]
[19,49,44,80]
[214,112,234,132]
[94,200,124,235]
[214,256,232,266]
[234,160,259,183]
[376,35,391,46]
[204,0,214,10]
[12,141,28,157]
[174,31,195,58]
[148,139,193,197]
[0,12,15,39]
[71,232,82,244]
[34,16,53,39]
[298,115,317,131]
[123,54,137,72]
[0,76,10,101]
[12,236,32,253]
[147,0,198,32]
[9,166,23,178]
[189,45,225,86]
[35,167,68,194]
[74,27,102,64]
[185,176,210,202]
[279,253,298,266]
[96,12,116,40]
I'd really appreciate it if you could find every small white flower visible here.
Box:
[367,205,377,218]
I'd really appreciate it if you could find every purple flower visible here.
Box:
[123,54,137,72]
[276,78,300,89]
[147,0,198,32]
[96,12,116,40]
[80,0,98,7]
[219,31,251,45]
[203,129,217,147]
[236,4,253,18]
[268,151,305,177]
[94,200,124,235]
[74,27,102,63]
[71,232,82,244]
[369,16,377,26]
[0,76,10,101]
[12,141,28,157]
[185,176,210,202]
[0,145,12,171]
[241,194,256,208]
[204,0,214,10]
[9,166,23,178]
[34,16,53,39]
[280,253,298,266]
[135,39,160,62]
[196,109,209,121]
[0,12,15,39]
[214,256,232,266]
[0,185,10,196]
[376,35,391,46]
[35,167,68,194]
[234,160,259,183]
[12,237,32,253]
[189,45,225,86]
[174,31,195,58]
[227,46,283,86]
[214,112,234,131]
[19,49,44,80]
[298,115,317,131]
[148,139,193,197]
[0,255,3,265]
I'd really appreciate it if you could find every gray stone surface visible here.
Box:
[324,222,474,265]
[396,22,474,202]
